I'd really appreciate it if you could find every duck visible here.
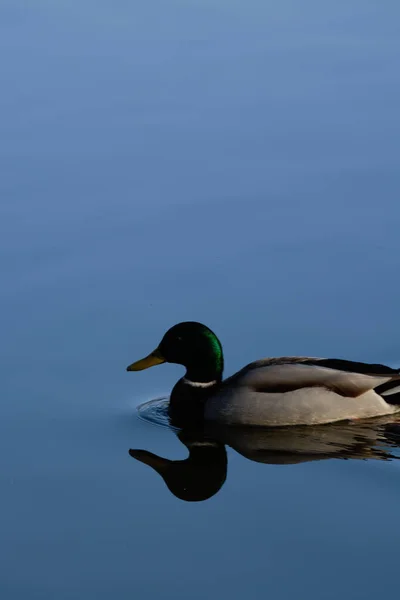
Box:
[126,321,400,426]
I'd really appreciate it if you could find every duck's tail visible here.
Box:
[376,375,400,405]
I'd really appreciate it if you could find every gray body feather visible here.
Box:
[204,357,400,426]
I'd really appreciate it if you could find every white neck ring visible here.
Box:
[182,377,217,388]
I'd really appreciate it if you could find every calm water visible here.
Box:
[1,1,400,598]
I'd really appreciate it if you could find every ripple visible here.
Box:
[137,397,177,430]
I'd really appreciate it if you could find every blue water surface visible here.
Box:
[1,1,400,599]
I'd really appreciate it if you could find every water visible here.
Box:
[1,1,400,598]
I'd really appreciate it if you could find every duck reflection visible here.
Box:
[129,431,227,502]
[129,415,400,502]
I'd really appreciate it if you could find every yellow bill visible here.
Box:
[126,348,165,371]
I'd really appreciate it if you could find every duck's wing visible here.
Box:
[225,357,400,398]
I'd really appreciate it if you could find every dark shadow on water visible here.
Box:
[129,399,400,502]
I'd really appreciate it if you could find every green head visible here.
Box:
[126,322,224,383]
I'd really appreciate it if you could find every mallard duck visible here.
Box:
[126,322,400,426]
